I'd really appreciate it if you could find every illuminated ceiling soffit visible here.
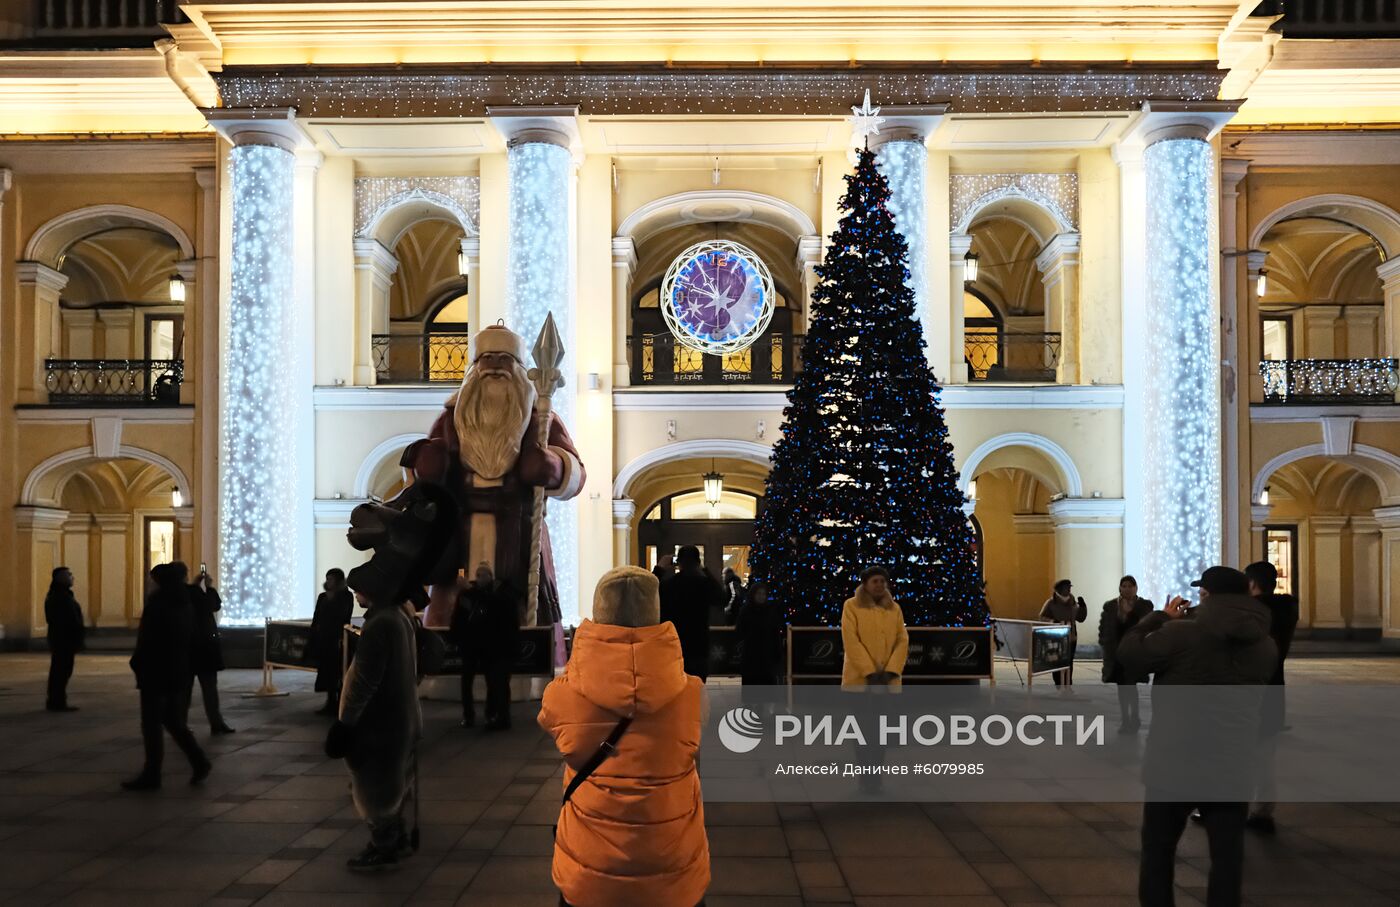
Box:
[180,0,1239,66]
[1223,36,1400,126]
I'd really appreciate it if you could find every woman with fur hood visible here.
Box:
[840,566,909,691]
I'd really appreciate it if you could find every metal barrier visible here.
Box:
[786,625,996,684]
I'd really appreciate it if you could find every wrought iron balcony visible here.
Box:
[628,332,804,386]
[965,331,1062,382]
[1259,358,1400,405]
[45,358,183,405]
[372,332,470,384]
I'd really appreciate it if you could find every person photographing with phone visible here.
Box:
[1039,579,1087,689]
[188,563,234,735]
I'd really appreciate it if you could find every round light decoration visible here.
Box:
[660,240,775,354]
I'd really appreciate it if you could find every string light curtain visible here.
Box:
[219,142,301,624]
[875,139,929,338]
[506,138,579,624]
[1142,137,1220,601]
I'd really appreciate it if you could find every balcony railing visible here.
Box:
[628,333,804,386]
[372,332,470,384]
[1260,359,1400,405]
[45,358,183,405]
[24,0,187,41]
[965,331,1062,382]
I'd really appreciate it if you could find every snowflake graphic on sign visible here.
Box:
[661,239,776,355]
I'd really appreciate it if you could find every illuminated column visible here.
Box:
[1116,105,1234,598]
[351,238,398,385]
[15,263,67,404]
[612,236,637,387]
[1376,506,1400,641]
[1380,259,1400,360]
[493,108,580,621]
[1035,233,1081,385]
[1351,515,1382,630]
[206,109,312,624]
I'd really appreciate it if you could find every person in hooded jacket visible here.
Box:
[1116,565,1278,907]
[326,581,422,872]
[1098,575,1153,732]
[540,565,710,907]
[124,562,211,791]
[44,567,85,712]
[660,545,723,681]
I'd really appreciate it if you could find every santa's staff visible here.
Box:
[525,313,566,625]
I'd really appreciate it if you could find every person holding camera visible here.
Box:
[1039,579,1087,688]
[188,564,234,735]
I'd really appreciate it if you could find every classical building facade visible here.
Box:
[1,1,1398,641]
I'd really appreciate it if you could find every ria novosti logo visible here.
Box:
[717,707,765,754]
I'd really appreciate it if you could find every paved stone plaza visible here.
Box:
[3,653,1400,906]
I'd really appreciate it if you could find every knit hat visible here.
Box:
[592,566,660,628]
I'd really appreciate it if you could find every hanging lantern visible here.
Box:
[963,251,979,283]
[171,486,184,508]
[1259,486,1270,507]
[1256,269,1268,298]
[168,273,186,302]
[967,478,978,502]
[703,469,724,507]
[457,248,470,277]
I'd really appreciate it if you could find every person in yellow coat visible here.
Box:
[840,566,910,691]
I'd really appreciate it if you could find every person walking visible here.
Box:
[44,567,85,712]
[450,563,520,730]
[123,562,210,791]
[311,568,355,715]
[325,583,421,872]
[1244,560,1298,835]
[1116,565,1278,907]
[188,566,234,735]
[539,566,710,907]
[1098,575,1153,732]
[659,545,723,681]
[736,580,784,707]
[1039,579,1087,688]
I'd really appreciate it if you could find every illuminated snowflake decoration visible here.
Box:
[660,239,776,355]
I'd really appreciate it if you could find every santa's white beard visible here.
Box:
[454,365,537,480]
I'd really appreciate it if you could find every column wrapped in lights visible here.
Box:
[874,137,929,334]
[220,140,299,624]
[1142,134,1220,600]
[505,136,578,623]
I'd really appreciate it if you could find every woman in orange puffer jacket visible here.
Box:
[539,566,710,907]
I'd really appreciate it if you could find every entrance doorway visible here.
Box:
[637,489,761,581]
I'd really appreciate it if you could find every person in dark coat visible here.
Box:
[124,562,210,791]
[652,553,676,585]
[44,567,85,712]
[722,567,745,624]
[1244,559,1298,835]
[1038,579,1087,687]
[1116,565,1278,907]
[188,566,234,734]
[450,563,520,730]
[659,545,723,681]
[1097,575,1154,733]
[736,581,784,708]
[311,568,356,715]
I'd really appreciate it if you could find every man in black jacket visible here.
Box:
[1244,560,1297,835]
[1117,565,1278,907]
[124,562,211,791]
[450,564,520,730]
[44,567,85,712]
[188,567,235,735]
[659,545,723,681]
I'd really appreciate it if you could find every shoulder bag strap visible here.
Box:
[561,715,633,806]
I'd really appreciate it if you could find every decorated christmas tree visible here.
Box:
[749,146,989,627]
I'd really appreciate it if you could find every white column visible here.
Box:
[612,498,636,569]
[460,235,481,335]
[1220,158,1249,565]
[612,236,637,387]
[1379,258,1400,359]
[351,238,399,385]
[1115,104,1234,600]
[1035,233,1082,385]
[948,233,973,384]
[194,166,220,577]
[15,262,68,404]
[1351,515,1382,631]
[795,234,822,336]
[206,109,313,624]
[493,108,580,620]
[1377,506,1400,641]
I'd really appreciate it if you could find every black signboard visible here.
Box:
[707,627,745,677]
[788,625,994,682]
[343,625,555,677]
[1029,625,1074,677]
[265,620,316,670]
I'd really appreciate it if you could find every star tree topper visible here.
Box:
[850,89,886,144]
